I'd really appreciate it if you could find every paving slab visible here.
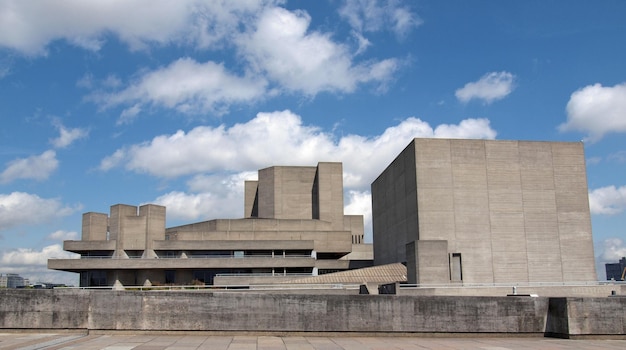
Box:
[1,333,625,350]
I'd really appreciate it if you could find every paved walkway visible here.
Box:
[1,333,625,350]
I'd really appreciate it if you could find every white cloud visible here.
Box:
[103,111,496,227]
[0,244,79,286]
[117,104,142,125]
[433,119,499,139]
[0,192,79,231]
[47,230,79,241]
[187,171,257,194]
[595,238,626,280]
[100,110,497,188]
[344,190,373,242]
[1,244,78,266]
[0,0,280,55]
[150,172,255,222]
[352,31,372,56]
[599,238,626,262]
[237,7,400,95]
[97,111,497,227]
[91,58,268,118]
[589,185,626,215]
[455,71,516,104]
[559,83,626,142]
[50,122,89,148]
[338,0,422,39]
[6,2,409,114]
[0,150,58,183]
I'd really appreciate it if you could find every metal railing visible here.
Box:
[62,254,315,259]
[56,282,361,291]
[398,280,626,289]
[214,272,312,277]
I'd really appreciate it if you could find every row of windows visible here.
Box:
[352,234,364,244]
[80,268,314,287]
[80,250,313,259]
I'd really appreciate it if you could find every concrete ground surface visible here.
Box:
[1,333,626,350]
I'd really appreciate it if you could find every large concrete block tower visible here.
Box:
[372,138,597,284]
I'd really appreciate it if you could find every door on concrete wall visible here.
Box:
[450,253,462,282]
[165,270,176,284]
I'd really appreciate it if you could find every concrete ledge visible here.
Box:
[0,289,623,338]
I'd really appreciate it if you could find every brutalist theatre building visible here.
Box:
[49,162,370,287]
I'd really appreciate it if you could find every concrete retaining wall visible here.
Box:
[0,290,624,337]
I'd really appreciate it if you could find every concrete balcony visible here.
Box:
[48,256,316,272]
[63,240,116,253]
[153,240,314,251]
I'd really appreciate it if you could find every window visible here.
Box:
[88,271,107,286]
[450,253,462,281]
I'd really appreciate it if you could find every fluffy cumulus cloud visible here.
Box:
[149,172,255,221]
[0,192,79,231]
[455,71,516,104]
[1,244,77,266]
[0,150,58,183]
[588,185,626,215]
[102,111,496,227]
[237,7,400,95]
[91,58,268,119]
[559,83,626,142]
[0,0,279,55]
[338,0,422,39]
[100,110,497,187]
[0,244,79,286]
[75,4,405,118]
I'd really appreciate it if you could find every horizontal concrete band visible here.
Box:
[1,290,624,338]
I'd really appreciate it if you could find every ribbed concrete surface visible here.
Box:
[285,263,407,284]
[1,333,625,350]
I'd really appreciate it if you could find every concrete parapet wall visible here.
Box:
[0,289,623,337]
[398,284,626,298]
[546,297,626,338]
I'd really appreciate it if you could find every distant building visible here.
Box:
[372,138,597,284]
[606,257,626,280]
[49,162,372,287]
[0,273,25,288]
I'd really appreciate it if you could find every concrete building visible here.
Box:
[372,138,597,285]
[0,274,25,289]
[48,162,372,287]
[606,257,626,280]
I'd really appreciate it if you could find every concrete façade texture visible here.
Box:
[372,139,597,285]
[1,289,624,338]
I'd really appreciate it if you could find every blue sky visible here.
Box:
[1,0,625,285]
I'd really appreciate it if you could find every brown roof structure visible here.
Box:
[284,263,407,285]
